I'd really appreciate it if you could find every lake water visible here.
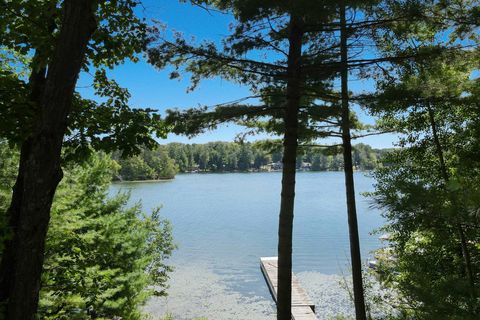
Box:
[110,172,386,320]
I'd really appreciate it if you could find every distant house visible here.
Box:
[271,161,283,171]
[260,162,283,171]
[299,162,311,171]
[186,164,200,173]
[262,161,312,171]
[259,165,271,172]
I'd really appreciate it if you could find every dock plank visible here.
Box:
[260,257,317,320]
[292,306,317,320]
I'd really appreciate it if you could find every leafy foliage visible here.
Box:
[369,52,480,319]
[113,145,179,181]
[0,0,167,156]
[0,142,175,319]
[0,141,18,253]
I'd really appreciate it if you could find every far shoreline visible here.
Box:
[112,178,175,184]
[113,169,373,183]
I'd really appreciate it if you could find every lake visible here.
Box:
[110,171,386,320]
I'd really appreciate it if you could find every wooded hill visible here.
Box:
[112,142,388,181]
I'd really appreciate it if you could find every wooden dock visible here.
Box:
[260,257,317,320]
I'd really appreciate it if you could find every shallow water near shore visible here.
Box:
[110,171,385,319]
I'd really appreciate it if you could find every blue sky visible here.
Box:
[78,0,398,149]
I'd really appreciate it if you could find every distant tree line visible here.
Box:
[113,142,388,181]
[112,146,178,181]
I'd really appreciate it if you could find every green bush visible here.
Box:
[0,144,175,319]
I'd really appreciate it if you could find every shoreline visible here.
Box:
[112,178,175,184]
[114,169,372,183]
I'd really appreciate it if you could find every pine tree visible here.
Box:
[0,142,175,319]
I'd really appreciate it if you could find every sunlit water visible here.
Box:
[110,172,385,320]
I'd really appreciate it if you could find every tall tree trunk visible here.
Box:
[0,1,97,319]
[426,104,475,297]
[340,4,367,320]
[277,14,304,320]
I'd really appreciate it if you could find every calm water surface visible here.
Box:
[110,172,385,319]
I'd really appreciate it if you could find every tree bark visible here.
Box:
[0,1,97,319]
[340,3,367,320]
[277,14,304,320]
